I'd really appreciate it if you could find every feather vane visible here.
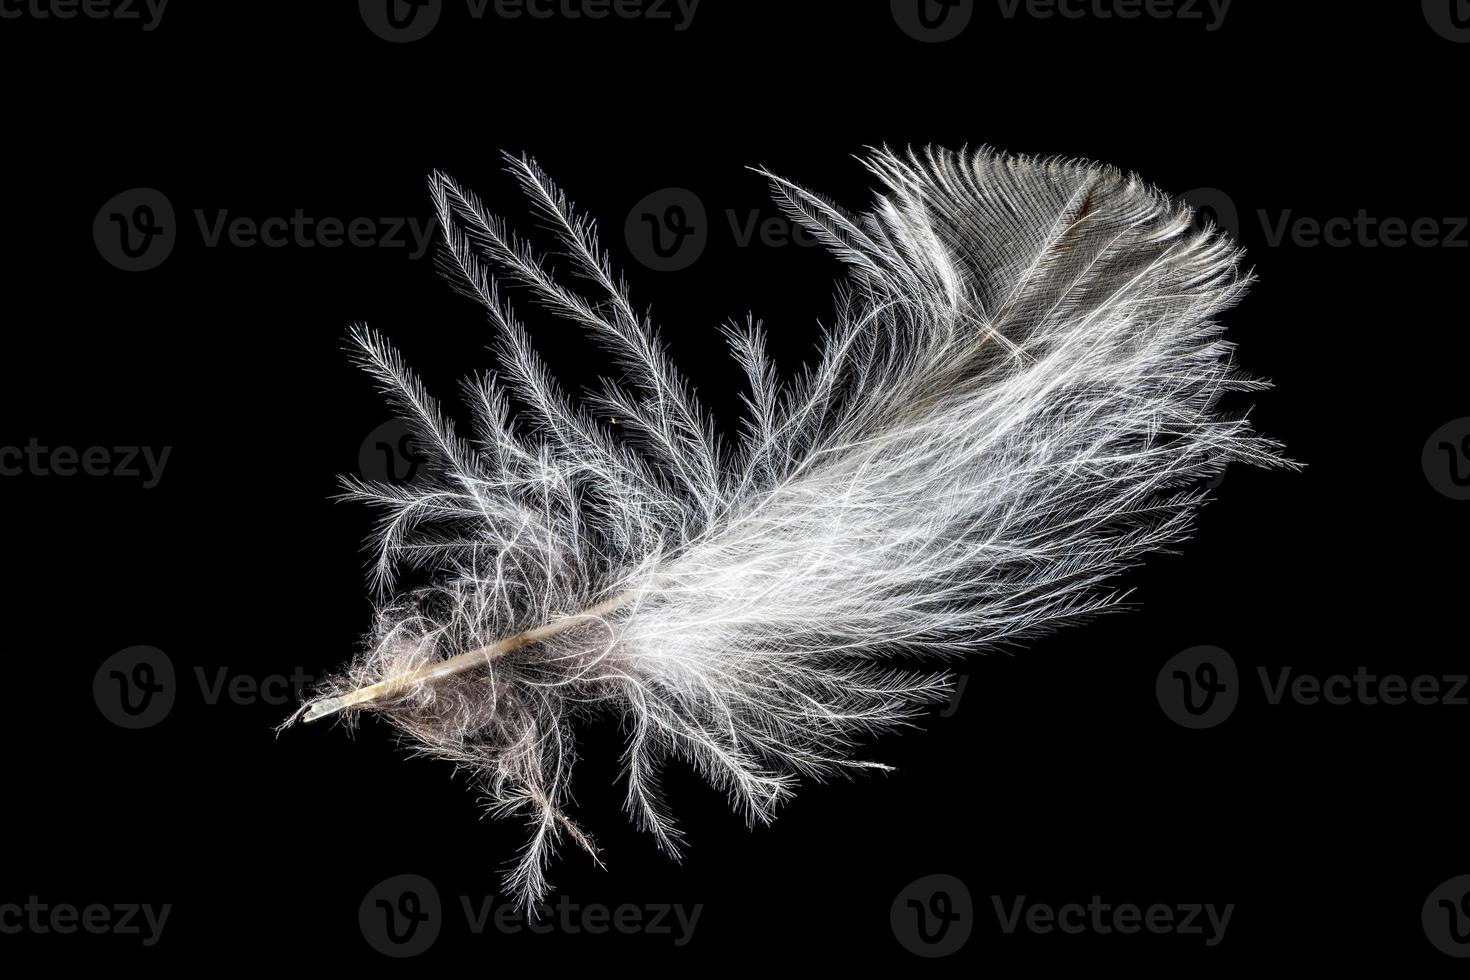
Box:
[297,147,1284,903]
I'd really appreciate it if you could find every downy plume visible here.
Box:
[291,147,1286,903]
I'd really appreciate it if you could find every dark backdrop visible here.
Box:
[2,0,1465,969]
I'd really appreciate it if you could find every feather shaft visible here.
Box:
[301,590,636,722]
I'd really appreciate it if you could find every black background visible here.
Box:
[2,0,1465,969]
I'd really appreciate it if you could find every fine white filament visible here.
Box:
[295,147,1285,904]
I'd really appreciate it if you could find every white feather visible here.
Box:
[300,146,1286,904]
